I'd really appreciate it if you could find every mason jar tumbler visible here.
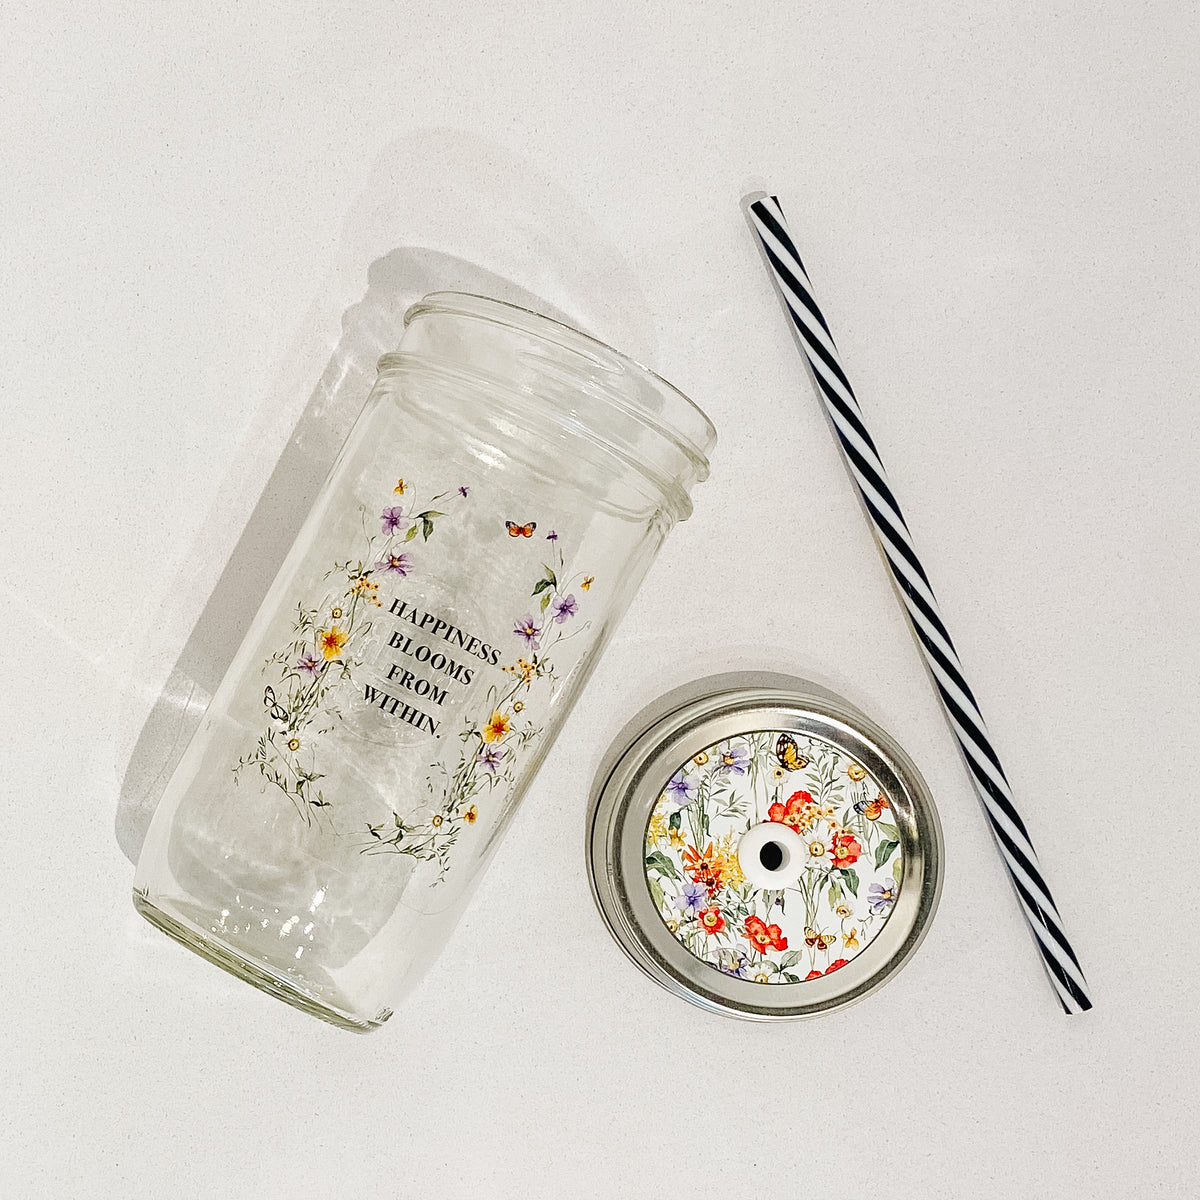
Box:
[134,292,716,1030]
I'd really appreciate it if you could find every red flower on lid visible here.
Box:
[825,958,850,974]
[698,906,725,935]
[744,914,788,954]
[829,831,863,869]
[767,789,815,833]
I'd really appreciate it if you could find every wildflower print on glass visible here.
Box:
[643,732,903,983]
[234,469,593,881]
[234,476,466,821]
[362,525,593,877]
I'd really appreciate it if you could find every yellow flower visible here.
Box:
[843,927,860,950]
[808,841,826,858]
[463,805,478,825]
[647,812,668,845]
[693,751,709,766]
[286,737,301,752]
[318,625,348,660]
[393,478,407,495]
[482,710,511,743]
[772,766,785,780]
[665,919,678,933]
[350,577,378,598]
[431,814,444,828]
[754,972,771,984]
[504,658,536,684]
[581,576,594,591]
[667,826,686,849]
[835,904,851,919]
[513,700,524,712]
[713,833,745,889]
[725,862,745,889]
[847,762,867,782]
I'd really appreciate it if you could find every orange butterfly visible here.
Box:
[775,733,809,772]
[854,795,889,821]
[505,520,536,538]
[804,927,836,950]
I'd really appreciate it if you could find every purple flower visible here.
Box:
[674,880,708,918]
[716,740,751,775]
[458,486,470,497]
[513,614,542,649]
[296,650,324,677]
[546,530,558,541]
[711,943,754,979]
[476,745,505,773]
[663,769,698,813]
[380,506,407,535]
[869,877,897,915]
[550,594,578,624]
[375,551,413,576]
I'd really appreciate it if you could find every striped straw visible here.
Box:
[745,192,1092,1014]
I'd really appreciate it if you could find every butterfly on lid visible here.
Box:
[804,927,837,951]
[505,520,536,538]
[774,733,810,772]
[854,794,889,821]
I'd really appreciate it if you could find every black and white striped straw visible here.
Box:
[745,192,1092,1014]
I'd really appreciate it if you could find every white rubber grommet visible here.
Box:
[736,821,808,889]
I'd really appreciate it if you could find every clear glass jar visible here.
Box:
[133,292,716,1031]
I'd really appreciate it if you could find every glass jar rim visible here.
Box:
[385,291,717,467]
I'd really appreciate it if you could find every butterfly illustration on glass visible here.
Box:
[505,520,536,538]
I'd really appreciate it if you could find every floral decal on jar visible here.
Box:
[234,476,466,821]
[236,475,593,881]
[643,732,903,983]
[363,528,593,878]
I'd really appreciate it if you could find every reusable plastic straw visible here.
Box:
[745,192,1092,1013]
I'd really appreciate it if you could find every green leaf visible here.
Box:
[644,850,680,881]
[875,822,900,843]
[779,949,802,970]
[648,877,667,914]
[416,509,444,520]
[668,811,681,829]
[421,517,435,540]
[840,867,860,897]
[403,524,419,542]
[783,972,801,983]
[531,578,553,596]
[543,567,558,588]
[540,591,552,612]
[874,838,900,870]
[827,882,841,909]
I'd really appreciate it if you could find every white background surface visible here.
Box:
[3,2,1197,1196]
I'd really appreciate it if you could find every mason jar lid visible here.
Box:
[586,673,943,1020]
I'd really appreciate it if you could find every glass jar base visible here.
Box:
[132,888,391,1034]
